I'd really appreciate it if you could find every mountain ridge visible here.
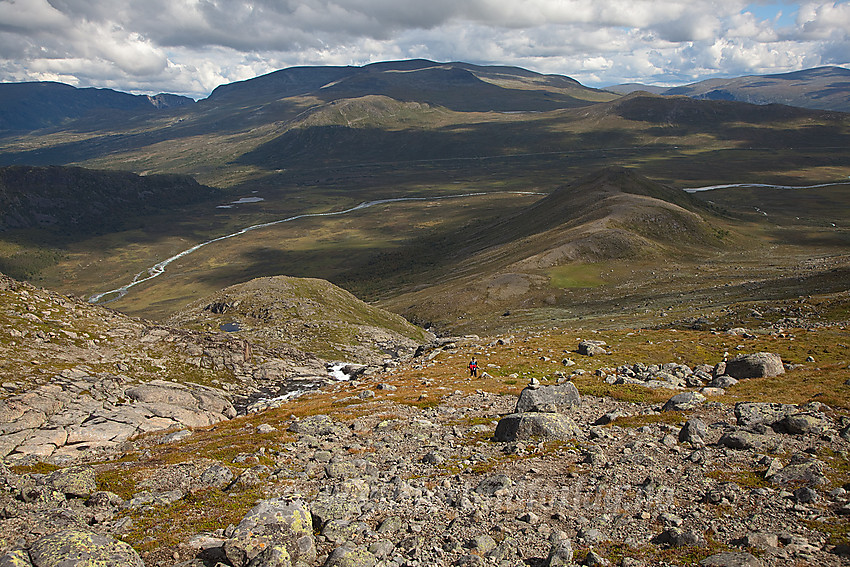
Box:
[0,82,194,131]
[607,66,850,113]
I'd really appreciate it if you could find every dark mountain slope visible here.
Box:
[345,167,728,299]
[0,165,219,234]
[372,167,736,329]
[0,82,193,131]
[206,59,612,112]
[317,65,596,112]
[454,167,725,267]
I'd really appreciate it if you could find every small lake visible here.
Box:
[219,322,241,332]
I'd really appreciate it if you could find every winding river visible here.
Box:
[88,180,850,304]
[87,191,540,304]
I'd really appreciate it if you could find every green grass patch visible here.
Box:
[548,264,605,289]
[96,467,138,500]
[10,462,62,475]
[705,469,771,489]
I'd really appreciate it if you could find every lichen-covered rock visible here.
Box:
[324,544,377,567]
[46,465,96,498]
[734,402,797,429]
[494,413,581,442]
[777,414,825,436]
[515,383,580,413]
[0,549,33,567]
[198,463,234,489]
[724,353,784,379]
[27,529,144,567]
[310,491,363,529]
[223,496,316,567]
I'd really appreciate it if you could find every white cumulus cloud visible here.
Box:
[0,0,846,98]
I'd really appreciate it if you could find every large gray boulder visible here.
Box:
[724,353,784,379]
[223,496,316,567]
[766,458,828,488]
[515,383,580,413]
[662,391,705,412]
[578,340,607,356]
[734,402,797,429]
[26,529,144,567]
[494,413,581,442]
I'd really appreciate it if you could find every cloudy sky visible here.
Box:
[1,0,848,99]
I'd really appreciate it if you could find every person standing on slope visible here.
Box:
[468,357,479,377]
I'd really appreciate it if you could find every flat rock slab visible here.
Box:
[0,375,236,463]
[494,412,581,442]
[515,383,580,413]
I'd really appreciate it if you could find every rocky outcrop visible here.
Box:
[0,372,235,464]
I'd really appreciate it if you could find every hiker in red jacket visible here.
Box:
[468,357,479,377]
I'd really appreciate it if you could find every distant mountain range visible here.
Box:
[606,66,850,113]
[1,62,847,136]
[0,82,194,131]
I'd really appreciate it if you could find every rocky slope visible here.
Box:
[0,272,431,465]
[1,283,849,566]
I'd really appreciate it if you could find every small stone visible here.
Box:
[324,543,377,567]
[468,534,497,554]
[793,487,818,503]
[699,551,763,566]
[545,538,573,567]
